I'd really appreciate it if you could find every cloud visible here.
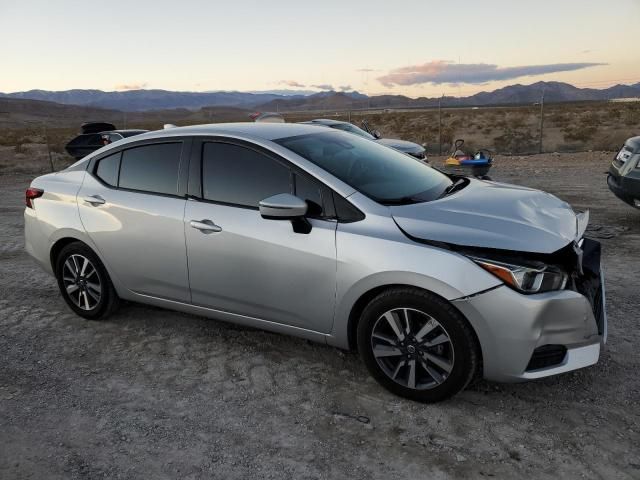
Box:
[357,68,375,72]
[311,84,334,90]
[339,85,352,91]
[115,82,148,91]
[377,61,606,87]
[278,80,306,88]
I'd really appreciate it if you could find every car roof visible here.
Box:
[124,122,324,143]
[73,122,333,165]
[300,119,347,127]
[625,135,640,152]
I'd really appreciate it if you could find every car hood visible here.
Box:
[376,138,424,153]
[390,179,584,254]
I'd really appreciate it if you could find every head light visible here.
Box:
[472,257,567,294]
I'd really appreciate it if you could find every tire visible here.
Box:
[357,287,479,403]
[55,241,119,320]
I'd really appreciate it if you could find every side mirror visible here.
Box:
[259,193,311,234]
[372,130,382,139]
[259,193,308,219]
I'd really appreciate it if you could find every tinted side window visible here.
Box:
[294,173,323,216]
[119,143,182,195]
[202,142,291,207]
[95,152,121,186]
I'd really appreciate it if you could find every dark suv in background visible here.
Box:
[65,122,147,160]
[608,135,640,209]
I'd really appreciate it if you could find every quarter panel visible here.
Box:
[26,170,89,274]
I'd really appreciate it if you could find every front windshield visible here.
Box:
[276,131,452,204]
[330,122,375,140]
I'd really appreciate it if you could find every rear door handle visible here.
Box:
[83,195,105,206]
[190,219,222,233]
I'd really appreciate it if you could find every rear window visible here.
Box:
[119,143,182,195]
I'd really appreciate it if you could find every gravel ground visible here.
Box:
[1,152,639,479]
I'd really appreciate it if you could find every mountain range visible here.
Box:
[2,81,639,113]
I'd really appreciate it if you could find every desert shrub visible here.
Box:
[562,123,598,143]
[582,110,601,126]
[622,106,640,126]
[493,127,537,154]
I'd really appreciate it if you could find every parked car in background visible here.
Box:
[65,122,147,160]
[607,135,640,209]
[26,123,605,402]
[300,118,428,161]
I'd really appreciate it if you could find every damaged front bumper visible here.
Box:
[454,238,606,382]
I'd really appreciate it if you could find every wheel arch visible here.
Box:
[344,283,484,373]
[50,237,85,275]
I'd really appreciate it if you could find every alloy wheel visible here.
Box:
[370,308,455,390]
[61,254,102,311]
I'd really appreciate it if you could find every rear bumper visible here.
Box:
[454,283,605,383]
[24,207,53,275]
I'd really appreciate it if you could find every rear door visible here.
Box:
[184,138,338,333]
[77,139,191,302]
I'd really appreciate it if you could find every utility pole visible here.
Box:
[538,89,545,154]
[438,94,443,155]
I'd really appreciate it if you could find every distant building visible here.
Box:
[610,98,640,103]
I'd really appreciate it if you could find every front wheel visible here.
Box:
[357,288,480,402]
[55,241,119,320]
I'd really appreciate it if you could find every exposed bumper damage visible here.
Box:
[453,237,606,382]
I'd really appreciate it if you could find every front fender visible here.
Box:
[328,216,502,349]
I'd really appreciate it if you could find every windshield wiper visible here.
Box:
[439,178,467,198]
[380,196,421,205]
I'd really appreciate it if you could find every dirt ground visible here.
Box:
[1,152,639,479]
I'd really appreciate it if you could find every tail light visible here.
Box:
[25,187,44,208]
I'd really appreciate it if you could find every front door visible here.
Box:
[184,140,337,333]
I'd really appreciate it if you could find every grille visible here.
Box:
[526,345,567,371]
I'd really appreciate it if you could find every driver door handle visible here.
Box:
[190,219,222,233]
[83,195,105,206]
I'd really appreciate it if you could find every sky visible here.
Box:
[1,0,639,98]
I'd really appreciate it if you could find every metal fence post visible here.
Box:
[538,89,545,154]
[438,95,442,155]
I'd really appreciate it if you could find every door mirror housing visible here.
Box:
[259,193,308,219]
[372,130,382,139]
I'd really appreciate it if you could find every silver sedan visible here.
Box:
[24,123,606,402]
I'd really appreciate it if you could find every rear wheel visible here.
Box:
[357,287,479,402]
[55,242,119,320]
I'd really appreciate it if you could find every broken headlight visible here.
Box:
[472,258,568,294]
